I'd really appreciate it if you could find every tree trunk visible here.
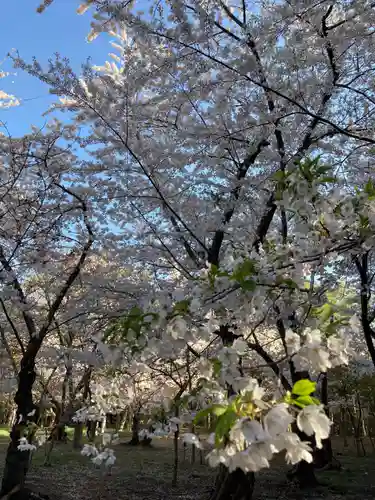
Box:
[7,407,16,427]
[190,424,196,464]
[209,325,255,500]
[86,420,97,442]
[73,424,83,449]
[288,458,319,489]
[118,411,127,432]
[288,370,318,488]
[0,356,39,497]
[101,416,106,435]
[210,466,255,500]
[128,413,140,445]
[172,404,179,486]
[313,372,337,470]
[47,403,67,444]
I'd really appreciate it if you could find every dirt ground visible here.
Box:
[0,434,374,500]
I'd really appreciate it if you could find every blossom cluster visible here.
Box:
[285,327,352,373]
[81,432,119,468]
[17,437,37,452]
[180,378,331,473]
[81,443,116,467]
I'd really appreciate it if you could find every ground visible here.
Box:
[0,429,373,500]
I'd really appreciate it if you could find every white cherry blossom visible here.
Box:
[297,405,332,449]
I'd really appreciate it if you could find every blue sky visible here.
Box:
[0,0,112,136]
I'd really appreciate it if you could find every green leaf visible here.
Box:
[273,170,285,182]
[232,258,257,281]
[364,179,375,197]
[359,214,370,228]
[212,404,228,417]
[282,278,298,289]
[240,279,256,292]
[292,379,316,396]
[293,394,321,408]
[316,165,331,175]
[293,395,314,408]
[193,404,228,425]
[320,303,333,323]
[211,358,222,377]
[215,410,237,447]
[173,299,191,314]
[333,203,342,216]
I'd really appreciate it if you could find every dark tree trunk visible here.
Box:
[172,405,179,486]
[314,438,335,470]
[0,355,39,497]
[314,373,339,470]
[210,466,255,500]
[209,325,255,500]
[86,420,97,442]
[128,413,140,445]
[288,458,319,488]
[73,424,84,449]
[288,370,319,488]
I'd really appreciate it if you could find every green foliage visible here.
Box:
[103,306,158,352]
[310,282,355,335]
[193,404,228,425]
[208,258,257,292]
[214,408,237,446]
[273,156,336,204]
[364,178,375,201]
[292,395,321,408]
[211,358,222,377]
[275,276,299,289]
[292,379,316,397]
[231,258,257,291]
[284,379,320,408]
[172,299,191,315]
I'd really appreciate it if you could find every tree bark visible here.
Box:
[313,373,339,470]
[210,466,255,500]
[288,370,319,488]
[7,407,16,427]
[86,420,97,442]
[73,424,84,449]
[128,413,140,445]
[0,350,40,497]
[117,411,127,432]
[172,404,179,486]
[209,325,255,500]
[0,213,92,496]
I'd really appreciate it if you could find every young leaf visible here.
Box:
[215,409,237,446]
[292,379,316,396]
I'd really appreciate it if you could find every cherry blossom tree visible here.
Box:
[3,1,375,499]
[0,129,95,497]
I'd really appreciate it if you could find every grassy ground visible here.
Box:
[0,429,373,500]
